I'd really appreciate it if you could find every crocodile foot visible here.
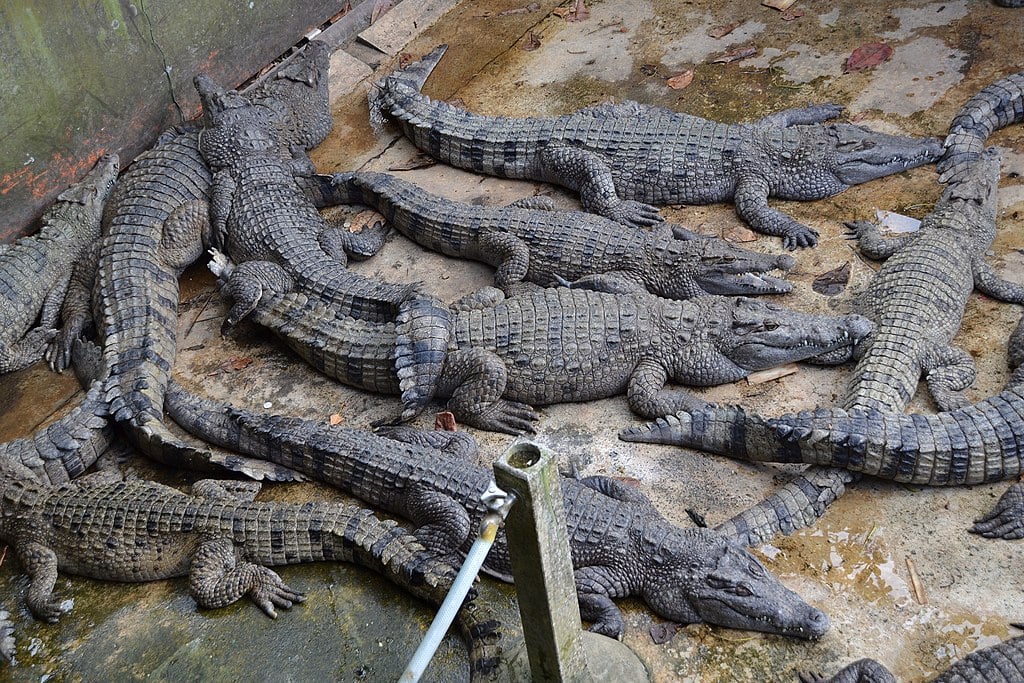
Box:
[460,400,538,435]
[605,199,663,229]
[780,224,819,250]
[970,482,1024,540]
[248,566,307,619]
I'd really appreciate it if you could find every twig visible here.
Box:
[905,557,927,604]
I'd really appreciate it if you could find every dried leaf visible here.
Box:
[639,63,660,77]
[434,411,458,431]
[906,557,928,604]
[707,22,740,39]
[398,52,414,69]
[780,8,805,20]
[845,42,893,73]
[812,262,851,296]
[523,31,542,51]
[746,364,799,385]
[649,622,681,645]
[614,476,643,487]
[227,356,254,371]
[666,70,694,90]
[712,46,757,64]
[370,0,395,24]
[762,0,798,9]
[565,0,589,22]
[329,413,343,425]
[723,224,758,243]
[347,210,384,233]
[388,151,437,171]
[552,6,570,17]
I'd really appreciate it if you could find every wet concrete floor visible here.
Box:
[2,0,1023,680]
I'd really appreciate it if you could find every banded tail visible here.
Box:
[939,70,1024,184]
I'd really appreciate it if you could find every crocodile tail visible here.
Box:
[160,382,305,481]
[0,381,112,486]
[370,45,448,133]
[394,295,452,421]
[714,466,858,547]
[619,406,796,463]
[939,70,1024,184]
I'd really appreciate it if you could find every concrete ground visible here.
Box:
[1,0,1022,680]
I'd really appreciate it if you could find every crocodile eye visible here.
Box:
[747,561,765,578]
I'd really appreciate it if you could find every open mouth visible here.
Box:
[700,272,794,295]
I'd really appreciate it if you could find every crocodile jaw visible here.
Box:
[831,124,944,185]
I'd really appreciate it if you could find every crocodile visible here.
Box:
[194,73,418,324]
[371,45,943,249]
[939,70,1024,184]
[799,634,1024,682]
[71,42,341,477]
[327,170,795,298]
[0,456,505,680]
[0,154,118,374]
[623,147,1024,545]
[164,383,832,642]
[211,275,872,434]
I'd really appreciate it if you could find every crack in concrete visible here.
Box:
[136,0,185,123]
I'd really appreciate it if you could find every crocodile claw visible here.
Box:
[469,400,539,435]
[781,225,819,250]
[249,566,307,618]
[970,482,1024,540]
[607,200,664,229]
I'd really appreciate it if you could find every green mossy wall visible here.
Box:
[0,0,340,242]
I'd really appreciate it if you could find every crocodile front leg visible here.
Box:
[734,173,818,250]
[48,241,101,372]
[213,256,295,335]
[538,143,663,229]
[970,481,1024,540]
[189,536,306,618]
[845,220,917,260]
[757,103,844,128]
[627,359,711,418]
[561,271,647,295]
[18,542,64,623]
[973,258,1024,303]
[208,169,237,250]
[922,344,976,411]
[574,565,630,639]
[439,348,538,434]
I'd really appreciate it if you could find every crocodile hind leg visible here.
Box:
[0,327,57,374]
[973,259,1024,303]
[401,485,473,565]
[214,258,295,335]
[189,536,306,618]
[922,345,976,411]
[48,241,101,372]
[373,425,480,461]
[38,272,72,329]
[318,219,390,262]
[538,143,663,229]
[478,229,531,293]
[438,348,538,434]
[734,173,818,250]
[970,482,1024,540]
[18,542,64,622]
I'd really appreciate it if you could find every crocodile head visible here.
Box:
[56,153,119,208]
[194,73,285,166]
[828,124,943,186]
[646,225,795,298]
[641,526,830,639]
[680,297,873,380]
[248,39,333,149]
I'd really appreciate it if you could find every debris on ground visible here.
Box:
[812,262,852,296]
